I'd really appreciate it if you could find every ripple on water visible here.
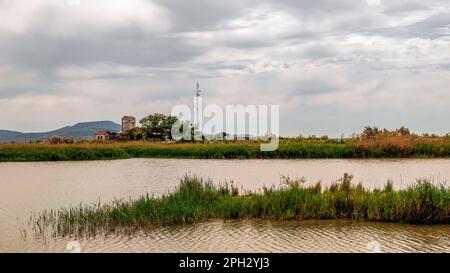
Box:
[22,220,450,253]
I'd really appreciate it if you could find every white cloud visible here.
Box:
[0,0,172,35]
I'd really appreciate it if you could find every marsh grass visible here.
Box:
[2,137,450,162]
[32,174,450,238]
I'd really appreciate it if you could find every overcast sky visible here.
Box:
[1,0,450,136]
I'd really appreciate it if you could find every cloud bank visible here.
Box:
[0,0,449,135]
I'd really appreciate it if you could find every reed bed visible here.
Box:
[32,174,450,237]
[2,137,450,162]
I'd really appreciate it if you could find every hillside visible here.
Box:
[0,121,121,142]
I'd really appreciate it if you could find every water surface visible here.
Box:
[0,158,449,253]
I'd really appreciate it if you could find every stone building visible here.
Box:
[122,116,136,132]
[95,131,112,141]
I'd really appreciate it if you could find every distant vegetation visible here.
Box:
[123,113,180,141]
[1,127,450,161]
[32,174,450,237]
[348,126,450,158]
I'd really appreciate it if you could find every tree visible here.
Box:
[163,115,179,139]
[171,120,194,141]
[140,114,179,140]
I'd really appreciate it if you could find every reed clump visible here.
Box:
[33,174,450,237]
[348,126,450,158]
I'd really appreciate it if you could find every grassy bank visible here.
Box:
[2,137,450,162]
[33,175,450,237]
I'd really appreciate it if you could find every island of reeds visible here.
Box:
[2,127,450,162]
[32,174,450,237]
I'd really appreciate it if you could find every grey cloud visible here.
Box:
[274,0,366,13]
[383,2,429,14]
[0,0,450,135]
[1,29,202,72]
[153,0,253,31]
[300,45,341,60]
[373,12,450,39]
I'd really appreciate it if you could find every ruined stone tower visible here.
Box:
[121,116,136,132]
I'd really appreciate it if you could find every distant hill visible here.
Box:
[0,121,121,142]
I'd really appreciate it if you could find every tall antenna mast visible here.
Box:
[196,82,201,97]
[195,82,202,127]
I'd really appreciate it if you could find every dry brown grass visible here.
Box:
[350,136,447,149]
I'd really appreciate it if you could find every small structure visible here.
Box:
[95,131,112,141]
[122,116,136,132]
[114,132,124,141]
[146,133,165,142]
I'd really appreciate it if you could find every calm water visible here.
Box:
[0,158,449,253]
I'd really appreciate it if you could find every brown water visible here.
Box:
[0,158,449,253]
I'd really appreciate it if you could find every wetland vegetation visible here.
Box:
[32,174,450,237]
[2,127,450,162]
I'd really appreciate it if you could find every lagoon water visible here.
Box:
[0,158,449,253]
